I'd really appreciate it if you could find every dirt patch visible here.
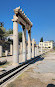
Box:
[6,51,55,87]
[6,67,48,87]
[7,71,46,87]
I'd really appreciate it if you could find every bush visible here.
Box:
[53,47,55,50]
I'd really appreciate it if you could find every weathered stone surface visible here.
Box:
[0,45,2,57]
[32,39,35,58]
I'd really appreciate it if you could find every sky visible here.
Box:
[0,0,55,44]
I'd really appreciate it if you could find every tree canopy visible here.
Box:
[0,22,22,42]
[0,22,6,40]
[40,37,43,42]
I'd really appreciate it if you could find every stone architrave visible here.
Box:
[32,39,35,58]
[22,26,27,62]
[28,30,31,59]
[10,44,13,55]
[0,45,2,57]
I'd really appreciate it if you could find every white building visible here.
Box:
[7,34,13,40]
[39,41,55,49]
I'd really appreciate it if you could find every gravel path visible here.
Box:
[6,51,55,87]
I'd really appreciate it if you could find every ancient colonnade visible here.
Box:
[0,6,50,66]
[12,6,32,65]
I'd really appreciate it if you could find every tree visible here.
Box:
[0,22,4,27]
[5,29,13,37]
[40,37,43,42]
[0,22,6,40]
[8,29,13,34]
[6,30,22,43]
[49,40,54,42]
[18,32,22,42]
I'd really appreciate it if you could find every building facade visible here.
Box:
[39,41,55,49]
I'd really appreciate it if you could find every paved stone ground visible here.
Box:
[6,51,55,87]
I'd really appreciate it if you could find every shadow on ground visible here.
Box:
[0,55,45,85]
[19,55,44,65]
[30,56,44,64]
[47,84,55,87]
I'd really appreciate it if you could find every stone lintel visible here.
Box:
[13,6,33,27]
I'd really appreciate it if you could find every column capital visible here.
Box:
[12,15,18,22]
[12,18,18,22]
[22,25,25,29]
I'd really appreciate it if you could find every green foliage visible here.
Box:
[0,22,4,27]
[53,47,55,50]
[49,40,54,42]
[0,22,5,35]
[18,32,22,42]
[0,22,22,43]
[5,29,13,37]
[0,25,6,40]
[8,29,13,34]
[40,37,43,42]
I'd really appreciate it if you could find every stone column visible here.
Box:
[28,30,31,59]
[32,39,35,58]
[41,43,43,54]
[5,50,8,56]
[37,45,39,56]
[35,46,37,57]
[20,42,22,54]
[22,26,27,62]
[12,20,19,65]
[10,44,13,55]
[0,45,2,57]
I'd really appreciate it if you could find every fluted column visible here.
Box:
[12,20,19,65]
[22,26,27,62]
[28,30,31,59]
[32,39,35,58]
[10,44,13,55]
[0,45,2,57]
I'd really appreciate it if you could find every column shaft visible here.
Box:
[28,30,31,59]
[10,44,13,55]
[22,27,27,62]
[5,50,8,56]
[35,47,37,57]
[32,39,35,58]
[41,43,43,54]
[37,46,39,56]
[0,45,2,57]
[13,21,19,65]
